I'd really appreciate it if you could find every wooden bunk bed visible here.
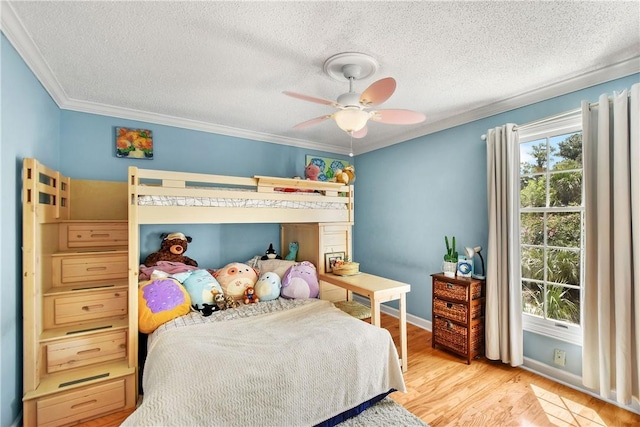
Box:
[124,167,406,426]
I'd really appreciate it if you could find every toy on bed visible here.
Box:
[334,165,356,185]
[213,262,259,300]
[171,269,223,315]
[280,261,319,299]
[225,295,240,309]
[144,232,198,267]
[254,272,281,301]
[138,278,191,333]
[305,162,321,181]
[243,287,259,304]
[261,243,282,260]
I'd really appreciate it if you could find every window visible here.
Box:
[517,112,583,345]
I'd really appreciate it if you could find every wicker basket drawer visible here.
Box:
[36,379,126,427]
[64,223,127,249]
[433,298,482,323]
[46,331,127,373]
[433,279,481,301]
[434,316,484,355]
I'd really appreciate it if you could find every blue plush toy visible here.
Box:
[172,269,223,312]
[284,242,298,261]
[280,261,319,299]
[254,272,281,301]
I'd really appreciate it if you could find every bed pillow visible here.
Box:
[246,256,296,279]
[280,261,319,299]
[172,269,223,310]
[213,262,259,300]
[138,278,191,333]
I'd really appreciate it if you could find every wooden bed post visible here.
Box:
[128,166,140,396]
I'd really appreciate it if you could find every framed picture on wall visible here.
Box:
[116,127,153,159]
[325,251,345,273]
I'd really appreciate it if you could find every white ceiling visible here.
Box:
[2,1,639,155]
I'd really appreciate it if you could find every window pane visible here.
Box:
[521,175,546,208]
[547,212,581,248]
[546,248,580,285]
[520,139,547,174]
[522,281,543,317]
[522,247,544,280]
[550,133,582,170]
[521,212,544,245]
[550,170,582,206]
[546,285,580,325]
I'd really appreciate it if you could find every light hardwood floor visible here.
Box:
[75,313,639,427]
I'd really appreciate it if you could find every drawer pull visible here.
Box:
[90,233,110,238]
[114,293,120,297]
[86,266,107,271]
[77,347,101,355]
[81,304,104,311]
[446,302,453,309]
[446,283,454,289]
[446,320,453,329]
[71,399,98,409]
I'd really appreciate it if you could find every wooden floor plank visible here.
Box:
[74,313,639,427]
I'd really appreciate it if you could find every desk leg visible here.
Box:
[399,292,407,372]
[370,297,381,327]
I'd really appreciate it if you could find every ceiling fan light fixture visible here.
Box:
[334,108,370,133]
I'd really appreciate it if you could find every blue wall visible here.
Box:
[354,73,639,377]
[3,28,639,424]
[1,33,61,427]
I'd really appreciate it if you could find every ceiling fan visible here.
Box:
[284,52,426,140]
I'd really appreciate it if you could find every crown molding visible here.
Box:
[359,56,640,154]
[3,1,637,157]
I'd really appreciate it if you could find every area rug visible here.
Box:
[339,397,428,426]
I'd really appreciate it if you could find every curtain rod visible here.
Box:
[479,93,631,141]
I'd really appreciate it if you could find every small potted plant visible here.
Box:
[443,235,458,277]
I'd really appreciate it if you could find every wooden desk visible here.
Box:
[318,272,411,372]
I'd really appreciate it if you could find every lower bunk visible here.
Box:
[123,298,405,426]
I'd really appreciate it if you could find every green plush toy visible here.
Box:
[284,242,298,261]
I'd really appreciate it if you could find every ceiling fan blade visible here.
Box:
[359,77,396,107]
[370,109,426,125]
[352,126,368,139]
[283,91,337,107]
[293,115,333,129]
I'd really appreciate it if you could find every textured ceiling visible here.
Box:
[3,1,639,155]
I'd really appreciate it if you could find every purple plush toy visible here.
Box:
[280,261,319,299]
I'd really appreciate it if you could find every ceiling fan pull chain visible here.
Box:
[349,133,354,157]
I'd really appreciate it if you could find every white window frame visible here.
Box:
[517,111,583,346]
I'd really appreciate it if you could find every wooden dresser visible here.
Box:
[431,273,485,364]
[280,222,352,302]
[22,159,136,427]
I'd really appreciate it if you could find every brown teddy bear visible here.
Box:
[143,232,198,267]
[244,286,259,304]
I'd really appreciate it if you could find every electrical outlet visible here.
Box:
[553,348,566,367]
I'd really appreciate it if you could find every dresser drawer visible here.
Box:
[36,379,126,427]
[48,289,127,327]
[433,298,482,323]
[47,331,127,373]
[63,223,127,249]
[433,316,484,355]
[52,253,127,285]
[433,279,481,302]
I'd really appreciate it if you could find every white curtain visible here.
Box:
[582,84,639,406]
[485,124,524,366]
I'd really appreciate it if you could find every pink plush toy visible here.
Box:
[280,261,319,299]
[213,262,259,300]
[305,163,320,181]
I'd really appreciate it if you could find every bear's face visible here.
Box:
[161,238,188,256]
